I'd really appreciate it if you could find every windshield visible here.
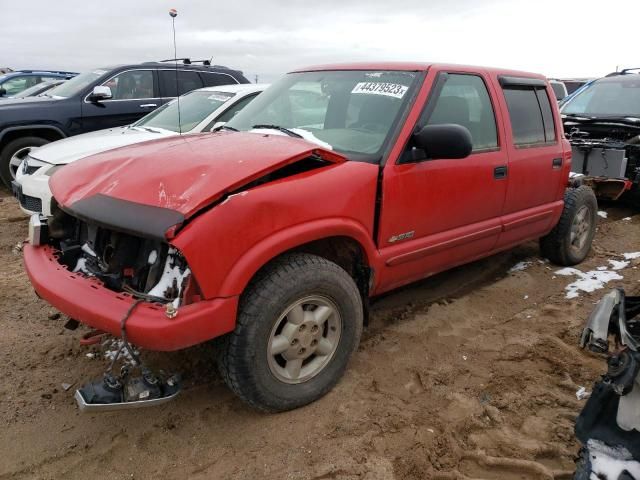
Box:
[562,77,640,117]
[47,69,107,98]
[134,90,234,133]
[226,70,419,158]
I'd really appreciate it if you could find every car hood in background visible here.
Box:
[30,126,177,165]
[50,132,346,222]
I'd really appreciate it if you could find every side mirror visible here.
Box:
[89,85,112,102]
[412,124,472,160]
[210,121,225,132]
[0,87,6,96]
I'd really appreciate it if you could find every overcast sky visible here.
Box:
[2,0,638,83]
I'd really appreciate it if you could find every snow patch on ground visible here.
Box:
[623,217,632,221]
[555,267,623,299]
[608,259,630,270]
[509,261,532,273]
[587,439,640,479]
[623,252,640,260]
[598,211,608,219]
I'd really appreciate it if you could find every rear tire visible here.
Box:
[540,185,597,266]
[0,136,50,188]
[217,253,363,412]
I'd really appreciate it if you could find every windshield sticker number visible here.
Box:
[352,82,408,99]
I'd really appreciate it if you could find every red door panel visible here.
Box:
[374,68,509,295]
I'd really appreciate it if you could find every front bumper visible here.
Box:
[23,244,239,351]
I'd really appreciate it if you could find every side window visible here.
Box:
[503,87,556,146]
[200,72,236,87]
[102,70,155,100]
[1,76,28,95]
[426,74,498,151]
[159,70,204,97]
[213,93,259,125]
[536,89,556,142]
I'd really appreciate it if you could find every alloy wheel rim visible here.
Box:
[9,147,32,180]
[570,205,591,253]
[267,295,342,384]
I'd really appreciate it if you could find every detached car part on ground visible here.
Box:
[576,289,640,479]
[561,72,640,206]
[12,83,267,216]
[23,63,598,412]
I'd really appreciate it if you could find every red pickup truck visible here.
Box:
[24,62,597,411]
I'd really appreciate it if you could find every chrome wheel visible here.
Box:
[267,295,341,384]
[9,146,31,180]
[570,205,591,254]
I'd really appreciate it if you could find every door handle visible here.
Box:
[494,165,508,179]
[552,157,562,168]
[139,103,157,108]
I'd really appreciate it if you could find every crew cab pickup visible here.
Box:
[23,63,597,412]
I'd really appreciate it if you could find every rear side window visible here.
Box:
[200,72,238,87]
[159,70,204,97]
[425,74,498,151]
[503,87,556,146]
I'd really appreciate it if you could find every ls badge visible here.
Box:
[388,231,415,243]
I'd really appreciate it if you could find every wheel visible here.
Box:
[540,185,598,266]
[0,136,50,188]
[217,253,363,412]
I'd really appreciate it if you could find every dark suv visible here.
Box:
[0,60,249,187]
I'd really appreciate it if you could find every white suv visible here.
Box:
[13,83,267,216]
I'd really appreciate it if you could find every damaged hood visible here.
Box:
[30,126,176,165]
[50,131,346,222]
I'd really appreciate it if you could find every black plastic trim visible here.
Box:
[64,194,184,241]
[498,75,547,88]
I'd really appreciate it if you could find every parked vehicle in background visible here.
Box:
[13,83,267,216]
[0,59,249,187]
[0,70,76,98]
[561,69,640,205]
[558,78,593,95]
[1,79,66,100]
[23,62,596,412]
[549,79,568,102]
[0,67,13,74]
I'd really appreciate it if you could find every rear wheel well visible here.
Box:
[0,128,64,152]
[246,236,372,324]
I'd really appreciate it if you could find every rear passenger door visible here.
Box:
[495,77,565,248]
[377,70,509,292]
[158,70,204,104]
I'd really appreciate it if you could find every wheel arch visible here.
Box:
[217,219,380,302]
[0,125,66,149]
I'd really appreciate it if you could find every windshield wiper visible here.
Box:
[215,125,238,132]
[251,124,302,138]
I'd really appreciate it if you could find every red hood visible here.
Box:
[50,132,345,218]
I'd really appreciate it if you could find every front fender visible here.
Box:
[171,161,380,298]
[218,218,380,297]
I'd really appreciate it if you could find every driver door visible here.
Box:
[80,69,162,133]
[376,69,509,293]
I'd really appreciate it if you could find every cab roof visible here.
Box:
[292,62,546,80]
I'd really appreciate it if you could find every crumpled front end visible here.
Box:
[566,123,640,201]
[23,200,238,351]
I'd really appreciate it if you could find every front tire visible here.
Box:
[218,253,363,412]
[0,136,50,188]
[540,185,597,266]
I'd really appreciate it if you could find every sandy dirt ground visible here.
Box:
[0,188,638,480]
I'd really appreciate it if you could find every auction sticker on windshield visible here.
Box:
[352,82,408,99]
